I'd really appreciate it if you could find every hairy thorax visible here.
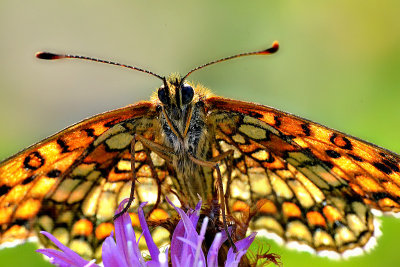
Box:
[165,104,208,162]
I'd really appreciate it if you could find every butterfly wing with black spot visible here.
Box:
[0,101,176,257]
[206,96,400,254]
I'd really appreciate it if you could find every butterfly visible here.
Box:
[1,41,400,260]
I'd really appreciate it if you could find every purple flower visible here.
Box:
[167,198,255,267]
[37,199,257,267]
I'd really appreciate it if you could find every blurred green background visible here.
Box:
[1,0,400,266]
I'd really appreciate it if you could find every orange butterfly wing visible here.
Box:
[205,96,400,253]
[0,101,156,248]
[207,97,400,211]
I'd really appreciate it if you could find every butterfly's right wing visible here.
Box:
[205,97,400,256]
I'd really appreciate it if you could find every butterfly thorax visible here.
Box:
[155,75,215,205]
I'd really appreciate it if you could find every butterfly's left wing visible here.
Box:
[0,101,175,258]
[205,96,400,254]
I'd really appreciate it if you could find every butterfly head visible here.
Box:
[157,74,195,121]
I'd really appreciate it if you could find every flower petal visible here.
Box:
[36,248,79,267]
[194,217,208,264]
[37,231,94,267]
[168,198,206,266]
[114,199,143,266]
[206,233,222,267]
[138,202,160,261]
[102,233,129,267]
[225,232,257,267]
[189,199,202,227]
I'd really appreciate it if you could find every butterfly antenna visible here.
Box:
[181,41,279,82]
[35,51,165,81]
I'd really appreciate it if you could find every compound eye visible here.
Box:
[158,87,169,104]
[181,84,194,105]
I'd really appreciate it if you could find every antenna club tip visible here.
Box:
[272,41,279,50]
[35,52,65,60]
[260,41,279,55]
[267,41,279,54]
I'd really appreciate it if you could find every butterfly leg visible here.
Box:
[142,146,166,218]
[208,150,234,215]
[189,153,237,252]
[114,134,173,220]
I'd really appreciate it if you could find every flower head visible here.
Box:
[37,199,262,267]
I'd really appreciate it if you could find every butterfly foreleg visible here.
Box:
[208,150,234,215]
[113,134,173,220]
[188,152,237,252]
[142,146,165,219]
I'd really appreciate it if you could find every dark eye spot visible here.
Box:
[181,84,194,105]
[158,87,169,104]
